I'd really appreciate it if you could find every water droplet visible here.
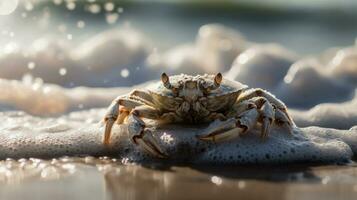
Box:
[120,68,130,78]
[321,176,330,185]
[77,20,85,28]
[117,7,123,13]
[43,86,51,94]
[3,42,18,54]
[238,181,246,189]
[211,176,222,185]
[24,2,33,11]
[27,62,36,70]
[87,4,101,14]
[59,68,67,76]
[32,78,44,91]
[106,13,119,24]
[66,2,76,10]
[53,0,62,5]
[104,2,114,12]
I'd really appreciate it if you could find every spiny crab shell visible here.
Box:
[147,74,248,113]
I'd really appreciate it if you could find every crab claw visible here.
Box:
[133,130,168,159]
[197,119,247,143]
[198,108,259,143]
[197,118,244,142]
[103,118,115,145]
[198,127,245,142]
[102,99,121,146]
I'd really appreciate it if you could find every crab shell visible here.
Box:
[146,74,248,112]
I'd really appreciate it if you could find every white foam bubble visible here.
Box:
[226,42,357,109]
[275,59,353,108]
[226,44,298,91]
[0,29,155,87]
[291,92,357,129]
[0,78,132,115]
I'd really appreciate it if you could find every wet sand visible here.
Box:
[0,157,356,200]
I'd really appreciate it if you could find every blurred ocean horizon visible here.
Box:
[1,0,357,55]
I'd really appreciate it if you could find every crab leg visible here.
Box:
[103,99,120,145]
[239,88,295,127]
[127,105,167,158]
[159,112,183,124]
[103,97,145,145]
[258,100,274,138]
[129,89,155,107]
[197,118,242,142]
[238,88,293,122]
[238,88,285,109]
[198,106,259,142]
[274,108,293,134]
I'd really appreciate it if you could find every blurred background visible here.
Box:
[1,0,357,53]
[0,0,357,114]
[2,0,357,83]
[0,0,357,54]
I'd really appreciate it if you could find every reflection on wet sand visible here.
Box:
[104,162,357,200]
[1,157,357,200]
[104,165,289,200]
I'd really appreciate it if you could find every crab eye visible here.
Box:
[161,72,172,89]
[214,73,222,87]
[207,73,222,91]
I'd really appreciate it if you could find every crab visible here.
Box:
[103,73,294,158]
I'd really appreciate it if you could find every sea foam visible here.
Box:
[0,109,355,164]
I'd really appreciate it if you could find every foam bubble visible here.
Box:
[226,44,297,91]
[0,78,132,115]
[0,29,155,87]
[291,92,357,129]
[275,59,353,108]
[327,46,357,85]
[225,42,357,109]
